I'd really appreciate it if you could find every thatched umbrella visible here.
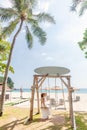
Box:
[50,86,62,90]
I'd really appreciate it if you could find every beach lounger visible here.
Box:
[75,96,80,101]
[49,98,64,108]
[50,98,57,107]
[59,99,64,105]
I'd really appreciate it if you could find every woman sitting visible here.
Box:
[41,93,50,120]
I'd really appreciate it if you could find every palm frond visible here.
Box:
[29,0,37,8]
[70,4,77,11]
[11,0,33,12]
[36,13,55,24]
[71,0,81,12]
[1,18,19,38]
[32,24,47,45]
[23,0,37,9]
[10,0,22,12]
[0,7,18,22]
[25,25,33,49]
[79,1,87,16]
[27,17,38,26]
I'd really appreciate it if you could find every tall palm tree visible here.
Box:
[0,0,55,116]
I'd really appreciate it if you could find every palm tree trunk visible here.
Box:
[0,20,23,116]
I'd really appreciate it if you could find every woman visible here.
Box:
[41,93,50,119]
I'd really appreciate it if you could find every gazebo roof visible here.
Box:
[34,66,70,76]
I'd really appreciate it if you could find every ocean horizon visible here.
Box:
[12,88,87,94]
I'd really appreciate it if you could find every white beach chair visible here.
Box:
[75,96,80,101]
[50,98,58,107]
[59,99,64,105]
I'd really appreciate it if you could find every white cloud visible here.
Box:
[38,0,54,12]
[55,15,87,44]
[0,0,12,8]
[21,29,26,34]
[46,56,54,61]
[38,0,49,12]
[41,52,47,56]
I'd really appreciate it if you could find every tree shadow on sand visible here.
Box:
[0,117,27,130]
[25,114,72,130]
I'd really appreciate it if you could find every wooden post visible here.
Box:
[29,77,35,121]
[36,77,40,114]
[67,77,74,128]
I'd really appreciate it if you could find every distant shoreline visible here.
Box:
[12,88,87,94]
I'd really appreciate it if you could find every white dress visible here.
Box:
[41,97,50,119]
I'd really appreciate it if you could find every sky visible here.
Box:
[0,0,87,89]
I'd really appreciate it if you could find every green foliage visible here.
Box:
[0,62,14,74]
[0,44,6,52]
[0,7,18,22]
[71,0,82,11]
[71,0,87,58]
[37,13,55,24]
[25,25,33,49]
[0,76,14,89]
[0,40,10,60]
[76,115,87,130]
[78,29,87,58]
[1,18,19,38]
[79,1,87,16]
[0,40,14,73]
[7,77,14,89]
[32,24,47,45]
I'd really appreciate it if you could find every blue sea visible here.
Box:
[12,88,87,94]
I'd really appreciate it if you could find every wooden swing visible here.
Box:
[28,66,74,128]
[49,77,66,110]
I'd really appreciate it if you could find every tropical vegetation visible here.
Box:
[71,0,87,58]
[0,39,14,73]
[0,24,14,73]
[0,0,55,116]
[0,76,14,89]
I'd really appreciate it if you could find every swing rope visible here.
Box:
[55,78,58,103]
[48,77,50,99]
[61,80,66,109]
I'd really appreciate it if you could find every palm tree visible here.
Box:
[0,0,55,116]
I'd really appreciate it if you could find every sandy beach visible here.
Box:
[1,91,86,130]
[5,91,87,112]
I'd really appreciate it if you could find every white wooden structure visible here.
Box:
[29,66,74,127]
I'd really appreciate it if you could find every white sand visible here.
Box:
[7,92,87,112]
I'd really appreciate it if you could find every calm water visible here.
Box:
[13,88,87,94]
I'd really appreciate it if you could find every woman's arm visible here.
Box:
[41,97,46,108]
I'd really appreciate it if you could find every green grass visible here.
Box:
[5,99,29,106]
[76,114,87,130]
[0,107,87,130]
